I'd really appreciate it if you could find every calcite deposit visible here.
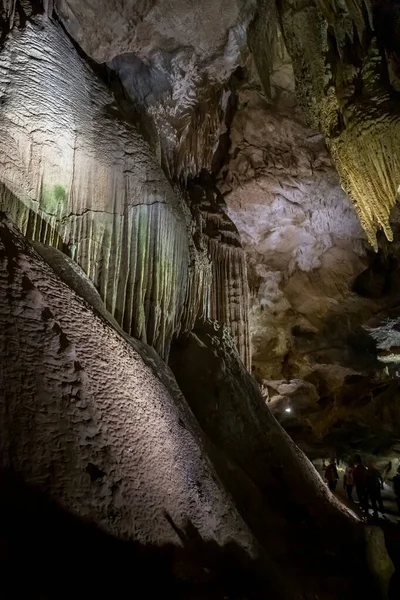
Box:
[0,214,254,548]
[1,1,400,597]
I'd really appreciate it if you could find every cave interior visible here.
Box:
[1,1,400,598]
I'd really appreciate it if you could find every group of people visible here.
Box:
[324,455,400,518]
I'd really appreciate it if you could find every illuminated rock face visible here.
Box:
[0,2,399,457]
[0,15,203,360]
[0,214,254,549]
[219,83,368,381]
[273,0,400,248]
[0,215,376,600]
[216,62,400,456]
[0,12,251,367]
[0,3,398,595]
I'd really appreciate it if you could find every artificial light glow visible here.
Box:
[285,407,292,413]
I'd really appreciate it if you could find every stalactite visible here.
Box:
[0,15,209,360]
[309,1,400,249]
[145,81,226,184]
[327,108,400,250]
[0,13,251,368]
[207,238,251,369]
[1,0,16,27]
[277,0,400,250]
[186,178,251,370]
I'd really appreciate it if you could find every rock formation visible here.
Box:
[1,1,400,597]
[273,0,400,249]
[0,12,201,360]
[0,214,253,549]
[0,213,385,599]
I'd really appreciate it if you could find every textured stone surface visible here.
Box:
[2,3,392,458]
[0,1,399,593]
[0,15,203,360]
[55,0,255,65]
[186,175,251,368]
[0,214,255,549]
[0,213,382,599]
[275,0,400,248]
[0,12,252,366]
[215,61,400,456]
[55,0,257,180]
[219,83,370,380]
[365,526,395,600]
[170,320,377,600]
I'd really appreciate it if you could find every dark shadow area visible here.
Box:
[0,469,279,600]
[169,322,381,600]
[352,253,398,299]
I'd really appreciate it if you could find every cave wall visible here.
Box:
[54,0,257,180]
[213,30,400,456]
[0,213,256,550]
[1,1,399,455]
[0,14,207,360]
[1,209,386,600]
[218,75,369,380]
[186,176,251,368]
[0,6,254,367]
[0,2,398,595]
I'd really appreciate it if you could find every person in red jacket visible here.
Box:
[353,454,368,511]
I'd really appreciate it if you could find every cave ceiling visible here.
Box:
[1,0,400,458]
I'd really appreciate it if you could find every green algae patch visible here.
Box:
[41,184,67,215]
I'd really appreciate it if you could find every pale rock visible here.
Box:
[0,15,209,360]
[0,214,254,550]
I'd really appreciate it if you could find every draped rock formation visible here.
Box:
[273,0,400,249]
[187,175,251,368]
[0,15,205,359]
[0,213,255,548]
[1,213,385,599]
[1,1,400,596]
[2,5,256,369]
[0,5,252,365]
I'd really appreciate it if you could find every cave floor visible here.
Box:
[317,466,400,590]
[334,472,400,525]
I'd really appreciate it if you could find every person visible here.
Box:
[366,461,384,517]
[353,454,368,511]
[393,466,400,515]
[325,459,339,492]
[343,462,355,501]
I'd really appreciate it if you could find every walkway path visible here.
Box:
[317,466,400,598]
